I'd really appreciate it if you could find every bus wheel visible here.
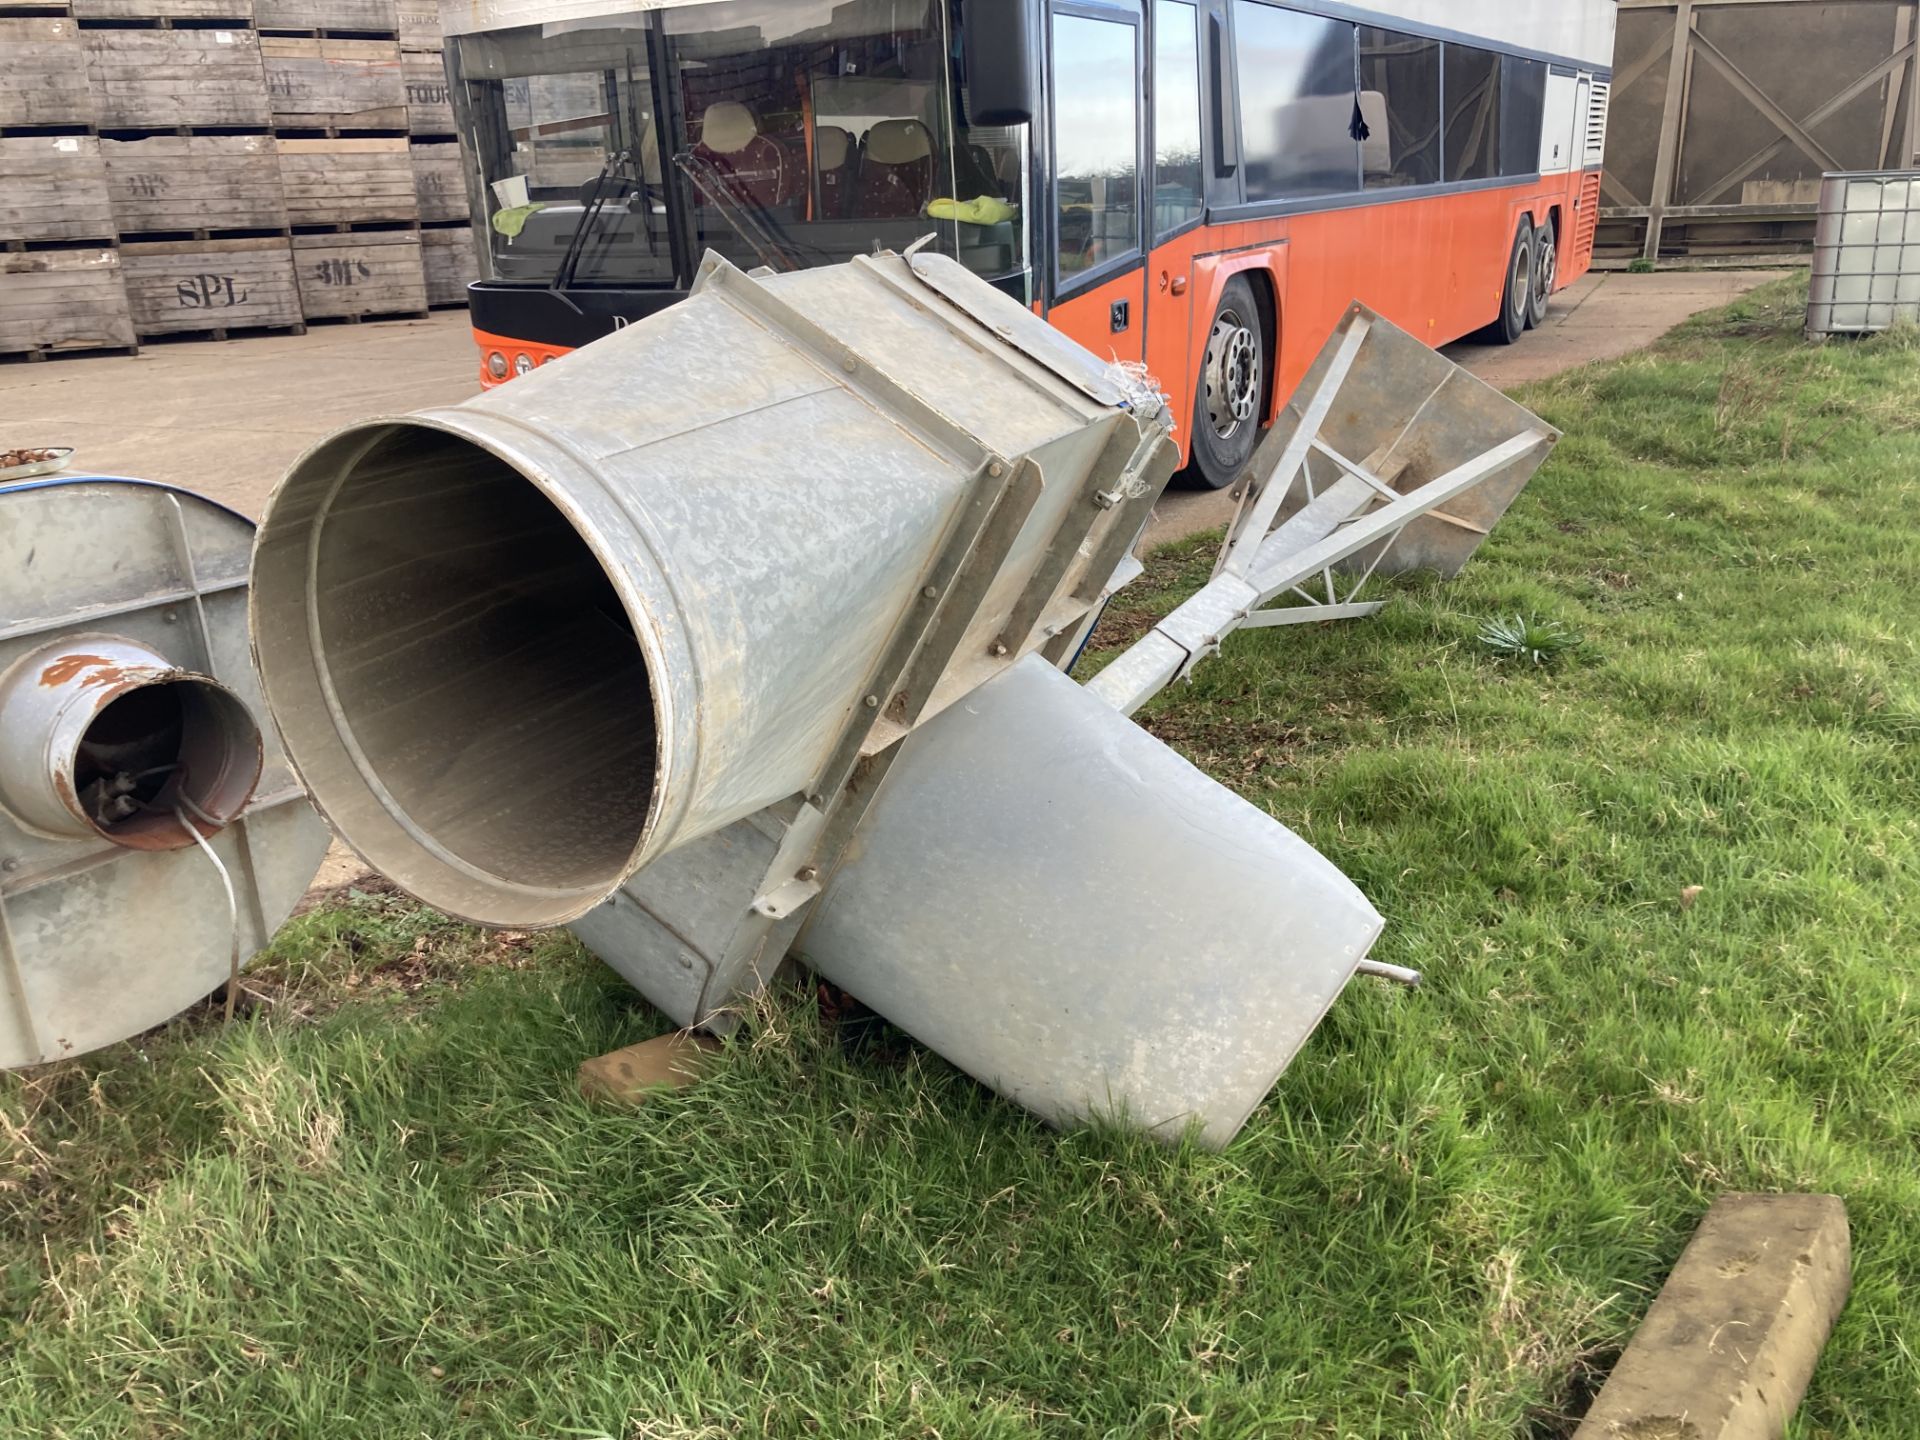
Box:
[1186,276,1265,490]
[1528,216,1557,329]
[1491,218,1534,346]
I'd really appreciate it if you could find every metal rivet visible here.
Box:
[797,866,818,882]
[990,642,1008,657]
[863,694,879,707]
[988,461,1004,477]
[921,585,938,599]
[841,356,857,373]
[1,858,17,873]
[162,610,178,624]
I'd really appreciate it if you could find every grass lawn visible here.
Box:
[4,276,1918,1438]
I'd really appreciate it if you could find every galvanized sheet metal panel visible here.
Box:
[799,657,1384,1149]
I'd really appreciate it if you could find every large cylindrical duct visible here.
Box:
[251,252,1133,928]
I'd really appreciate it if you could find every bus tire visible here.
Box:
[1490,218,1534,346]
[1185,275,1266,490]
[1528,216,1557,329]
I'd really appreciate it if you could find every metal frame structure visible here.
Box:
[1090,303,1558,715]
[1603,0,1920,259]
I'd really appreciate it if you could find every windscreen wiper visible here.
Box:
[672,150,803,273]
[550,148,654,306]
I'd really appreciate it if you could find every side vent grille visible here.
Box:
[1584,81,1611,168]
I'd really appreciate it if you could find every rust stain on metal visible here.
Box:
[38,653,116,687]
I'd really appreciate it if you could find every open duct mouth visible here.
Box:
[250,422,661,927]
[69,677,262,850]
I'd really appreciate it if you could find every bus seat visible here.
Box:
[693,100,792,208]
[815,123,855,217]
[855,118,934,218]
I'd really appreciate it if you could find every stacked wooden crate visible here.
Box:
[0,0,469,356]
[398,1,475,307]
[259,0,430,321]
[0,16,136,358]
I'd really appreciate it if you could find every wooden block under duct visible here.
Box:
[579,1032,721,1104]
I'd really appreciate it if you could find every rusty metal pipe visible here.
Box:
[0,634,263,852]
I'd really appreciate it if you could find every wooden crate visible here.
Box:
[0,249,135,357]
[73,0,254,20]
[262,37,404,129]
[277,137,417,226]
[120,237,301,335]
[254,0,396,31]
[410,140,465,224]
[84,29,270,130]
[0,20,94,130]
[421,225,477,306]
[0,137,114,245]
[103,134,287,235]
[291,230,425,318]
[396,3,440,51]
[403,50,453,134]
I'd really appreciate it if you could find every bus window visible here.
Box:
[1357,27,1439,190]
[1052,11,1140,282]
[1443,43,1501,182]
[656,0,1027,281]
[1500,57,1549,177]
[1231,3,1358,202]
[1152,0,1203,236]
[450,30,676,289]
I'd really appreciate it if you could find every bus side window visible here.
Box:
[1152,0,1204,236]
[1051,10,1141,280]
[1444,44,1501,182]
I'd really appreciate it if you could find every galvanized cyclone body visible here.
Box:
[247,249,1453,1146]
[0,477,332,1068]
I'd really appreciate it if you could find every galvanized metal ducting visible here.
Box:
[251,250,1133,928]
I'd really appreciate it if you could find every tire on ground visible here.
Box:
[1528,215,1557,330]
[1488,216,1534,346]
[1182,274,1267,490]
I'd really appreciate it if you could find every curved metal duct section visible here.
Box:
[251,325,980,926]
[0,476,332,1069]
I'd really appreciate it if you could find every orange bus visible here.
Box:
[444,0,1615,487]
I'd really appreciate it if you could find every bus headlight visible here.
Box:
[514,353,535,375]
[486,351,509,379]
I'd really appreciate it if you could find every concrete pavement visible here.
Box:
[0,312,478,518]
[0,269,1779,534]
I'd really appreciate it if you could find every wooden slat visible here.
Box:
[254,0,396,31]
[103,134,288,234]
[276,136,417,225]
[404,50,454,134]
[262,36,404,130]
[421,225,477,305]
[396,2,441,51]
[0,20,94,130]
[410,140,466,223]
[0,249,135,355]
[291,230,425,318]
[72,0,254,19]
[84,28,271,130]
[0,137,114,244]
[121,236,301,333]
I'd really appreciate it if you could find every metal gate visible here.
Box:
[1602,0,1920,258]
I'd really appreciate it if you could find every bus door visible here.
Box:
[1143,0,1207,424]
[1043,2,1147,369]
